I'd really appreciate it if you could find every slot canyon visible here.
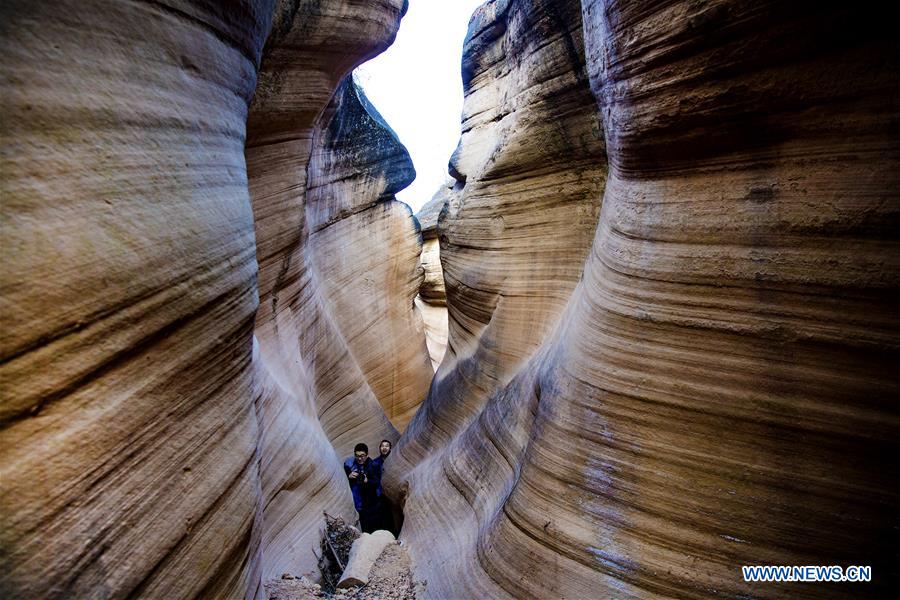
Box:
[1,0,898,598]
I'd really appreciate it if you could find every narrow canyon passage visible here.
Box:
[1,1,898,599]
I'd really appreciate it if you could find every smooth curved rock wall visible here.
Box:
[1,1,272,596]
[306,78,433,431]
[415,187,451,371]
[1,0,418,596]
[247,0,423,583]
[395,0,606,466]
[390,1,900,598]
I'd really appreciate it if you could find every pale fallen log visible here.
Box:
[336,530,396,588]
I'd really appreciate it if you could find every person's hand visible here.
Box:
[349,471,358,479]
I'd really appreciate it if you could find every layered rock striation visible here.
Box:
[396,0,606,460]
[306,77,434,431]
[389,0,900,598]
[414,188,449,308]
[1,0,425,597]
[2,1,275,596]
[212,0,428,584]
[414,188,451,372]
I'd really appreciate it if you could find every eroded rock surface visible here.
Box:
[389,1,900,598]
[1,1,273,596]
[414,187,451,372]
[391,0,606,482]
[248,0,426,583]
[1,0,419,597]
[306,78,434,431]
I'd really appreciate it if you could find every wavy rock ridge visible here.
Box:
[414,189,450,372]
[390,0,900,598]
[306,76,434,431]
[1,0,425,597]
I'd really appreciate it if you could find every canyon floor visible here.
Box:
[266,543,420,600]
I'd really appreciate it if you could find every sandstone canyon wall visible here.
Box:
[396,0,607,449]
[389,0,900,598]
[414,189,450,372]
[2,1,274,596]
[306,78,434,431]
[1,0,426,597]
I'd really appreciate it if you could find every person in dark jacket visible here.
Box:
[369,440,396,534]
[343,443,381,533]
[370,440,392,488]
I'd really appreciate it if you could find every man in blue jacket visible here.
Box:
[343,443,380,532]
